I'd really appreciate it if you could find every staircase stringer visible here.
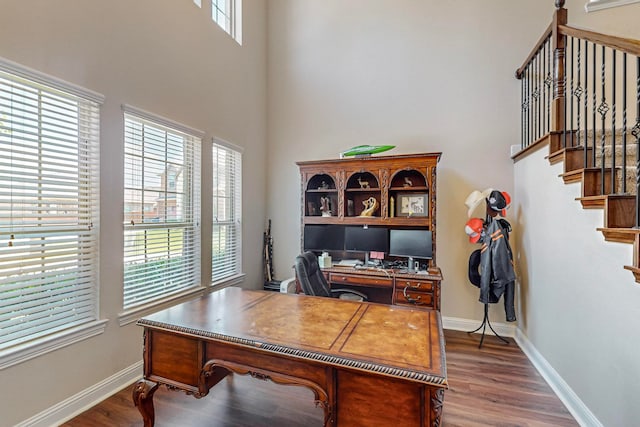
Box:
[541,135,640,282]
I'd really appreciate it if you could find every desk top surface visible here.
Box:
[138,287,447,387]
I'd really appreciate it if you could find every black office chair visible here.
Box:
[294,251,368,301]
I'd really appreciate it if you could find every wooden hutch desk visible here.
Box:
[297,152,443,310]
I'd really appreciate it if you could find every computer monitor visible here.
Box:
[344,226,388,264]
[388,229,432,272]
[303,225,345,251]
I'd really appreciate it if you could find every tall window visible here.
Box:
[212,0,242,44]
[0,59,102,365]
[212,140,242,283]
[123,107,201,309]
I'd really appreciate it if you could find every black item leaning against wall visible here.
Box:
[263,219,281,291]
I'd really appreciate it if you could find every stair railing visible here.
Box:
[516,0,640,227]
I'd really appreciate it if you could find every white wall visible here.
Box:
[266,0,554,324]
[514,1,640,426]
[0,1,267,425]
[514,147,640,426]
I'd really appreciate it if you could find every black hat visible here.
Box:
[487,190,507,214]
[468,249,481,288]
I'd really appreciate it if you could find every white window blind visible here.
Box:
[123,109,201,309]
[0,64,101,353]
[212,140,242,283]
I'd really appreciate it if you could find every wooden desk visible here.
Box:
[133,287,447,426]
[322,266,443,310]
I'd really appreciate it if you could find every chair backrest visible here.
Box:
[294,251,331,297]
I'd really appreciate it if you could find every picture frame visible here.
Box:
[396,193,428,217]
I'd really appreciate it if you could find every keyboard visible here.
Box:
[335,259,362,267]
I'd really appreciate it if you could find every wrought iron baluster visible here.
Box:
[611,49,617,195]
[538,50,542,140]
[598,45,609,195]
[592,42,597,168]
[622,53,627,194]
[524,67,528,147]
[540,41,547,135]
[575,38,583,150]
[633,57,640,227]
[545,38,553,135]
[570,37,575,147]
[532,56,537,142]
[584,41,589,167]
[521,67,525,149]
[527,65,532,146]
[563,35,568,148]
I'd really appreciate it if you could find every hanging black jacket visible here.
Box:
[479,217,516,321]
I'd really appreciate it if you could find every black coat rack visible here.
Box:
[467,201,510,349]
[468,303,509,348]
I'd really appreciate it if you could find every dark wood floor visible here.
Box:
[62,330,577,426]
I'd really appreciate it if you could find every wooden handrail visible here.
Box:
[515,23,553,80]
[516,14,640,80]
[559,24,640,57]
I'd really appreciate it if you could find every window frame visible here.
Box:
[211,137,243,287]
[211,0,243,45]
[585,0,640,12]
[0,56,106,369]
[120,105,204,322]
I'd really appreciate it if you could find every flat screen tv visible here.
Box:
[344,226,388,253]
[389,229,432,270]
[303,225,345,251]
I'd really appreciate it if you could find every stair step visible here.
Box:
[605,195,637,228]
[576,195,635,227]
[576,195,607,209]
[545,129,640,283]
[597,227,640,244]
[623,265,640,281]
[560,168,617,193]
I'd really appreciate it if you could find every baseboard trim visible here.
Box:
[15,360,143,427]
[443,316,601,427]
[514,329,602,427]
[442,315,516,337]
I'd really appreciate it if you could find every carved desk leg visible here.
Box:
[430,388,445,427]
[133,379,159,427]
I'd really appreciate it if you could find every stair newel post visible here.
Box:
[570,36,574,147]
[552,1,568,145]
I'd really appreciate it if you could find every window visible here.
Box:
[0,58,104,367]
[585,0,640,12]
[123,106,202,309]
[212,0,242,44]
[212,139,242,284]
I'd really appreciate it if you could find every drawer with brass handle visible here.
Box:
[396,279,434,292]
[394,286,434,308]
[329,273,393,288]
